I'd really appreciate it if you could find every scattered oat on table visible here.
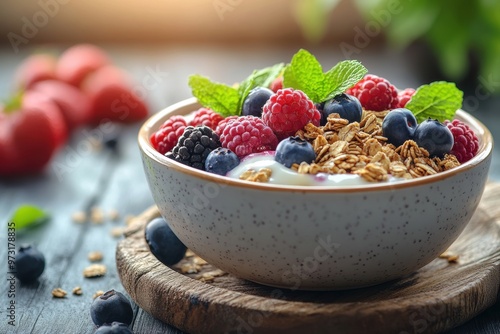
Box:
[93,290,105,299]
[439,252,460,263]
[124,214,135,226]
[198,269,227,283]
[107,209,120,222]
[90,207,104,224]
[110,227,125,238]
[71,211,87,224]
[88,251,103,262]
[72,286,83,295]
[52,288,67,298]
[83,264,107,278]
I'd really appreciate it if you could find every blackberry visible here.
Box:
[166,126,221,170]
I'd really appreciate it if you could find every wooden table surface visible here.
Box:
[0,43,499,334]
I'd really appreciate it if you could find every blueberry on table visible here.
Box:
[90,289,134,327]
[14,245,45,283]
[382,108,418,147]
[414,118,454,157]
[145,217,187,266]
[320,93,362,125]
[205,147,240,175]
[275,136,316,168]
[242,87,273,117]
[94,322,133,334]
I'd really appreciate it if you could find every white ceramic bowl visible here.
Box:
[138,98,493,290]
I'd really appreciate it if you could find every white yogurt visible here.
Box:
[227,151,402,186]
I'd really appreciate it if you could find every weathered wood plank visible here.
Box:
[117,183,500,334]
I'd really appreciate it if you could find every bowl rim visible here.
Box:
[138,97,493,193]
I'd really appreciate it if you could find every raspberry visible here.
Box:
[215,115,238,136]
[444,119,479,163]
[189,108,224,130]
[220,116,278,158]
[270,76,283,92]
[166,126,221,170]
[150,115,187,154]
[262,88,321,140]
[346,74,399,111]
[397,88,416,108]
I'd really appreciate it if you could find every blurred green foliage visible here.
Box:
[295,0,500,92]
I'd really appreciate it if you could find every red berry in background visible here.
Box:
[0,91,67,176]
[270,76,283,92]
[262,88,321,140]
[189,108,224,130]
[397,88,416,108]
[220,116,278,158]
[30,80,92,131]
[444,119,479,163]
[347,74,399,111]
[15,54,58,89]
[56,44,110,87]
[150,115,187,154]
[81,65,149,124]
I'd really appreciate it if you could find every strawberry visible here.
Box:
[81,65,148,124]
[56,44,110,87]
[30,80,92,131]
[15,54,57,90]
[0,91,67,176]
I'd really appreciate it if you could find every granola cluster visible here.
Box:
[293,111,460,182]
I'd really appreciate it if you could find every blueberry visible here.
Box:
[90,290,134,327]
[320,93,362,125]
[275,136,316,168]
[145,217,187,266]
[414,118,454,157]
[15,245,45,283]
[94,322,133,334]
[242,87,273,117]
[382,108,418,147]
[204,147,240,175]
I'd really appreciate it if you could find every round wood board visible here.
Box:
[116,182,500,334]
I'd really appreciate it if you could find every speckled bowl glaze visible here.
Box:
[138,98,493,290]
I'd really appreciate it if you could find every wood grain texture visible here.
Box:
[117,182,500,334]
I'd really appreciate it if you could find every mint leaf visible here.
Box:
[10,205,50,230]
[323,60,367,101]
[405,81,463,123]
[238,63,285,112]
[189,64,284,117]
[283,49,367,103]
[188,75,240,117]
[283,49,326,102]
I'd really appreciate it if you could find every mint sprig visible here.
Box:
[405,81,463,123]
[10,204,50,230]
[283,49,367,103]
[188,75,240,117]
[188,63,284,117]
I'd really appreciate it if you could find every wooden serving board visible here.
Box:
[116,182,500,334]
